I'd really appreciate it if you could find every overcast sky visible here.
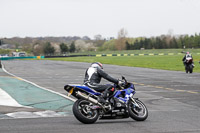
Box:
[1,0,200,39]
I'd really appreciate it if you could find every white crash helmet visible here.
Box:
[91,62,103,69]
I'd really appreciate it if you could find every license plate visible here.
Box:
[68,88,74,96]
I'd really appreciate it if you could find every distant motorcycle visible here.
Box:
[64,76,148,124]
[184,57,194,73]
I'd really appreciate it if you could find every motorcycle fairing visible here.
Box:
[64,84,101,96]
[114,84,136,103]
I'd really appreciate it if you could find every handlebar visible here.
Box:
[117,76,128,89]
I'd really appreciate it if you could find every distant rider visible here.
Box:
[84,62,123,103]
[182,52,194,67]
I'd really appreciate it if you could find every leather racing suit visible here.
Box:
[182,53,194,66]
[84,66,118,99]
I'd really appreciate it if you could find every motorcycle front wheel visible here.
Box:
[73,99,99,124]
[189,65,193,73]
[128,99,148,121]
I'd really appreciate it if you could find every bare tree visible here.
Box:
[115,28,128,50]
[94,34,103,40]
[118,28,128,38]
[94,34,106,47]
[33,44,44,56]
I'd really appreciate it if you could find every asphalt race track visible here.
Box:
[0,60,200,133]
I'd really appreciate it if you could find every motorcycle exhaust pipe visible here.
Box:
[76,91,106,111]
[76,91,100,105]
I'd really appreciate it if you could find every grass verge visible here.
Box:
[45,54,200,73]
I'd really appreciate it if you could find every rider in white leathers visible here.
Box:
[84,62,122,103]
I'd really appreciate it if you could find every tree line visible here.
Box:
[125,34,200,50]
[36,41,76,56]
[1,29,200,56]
[1,37,98,56]
[99,32,200,51]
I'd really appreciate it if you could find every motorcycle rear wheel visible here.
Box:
[73,99,99,124]
[128,99,148,121]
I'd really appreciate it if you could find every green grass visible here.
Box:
[45,54,200,73]
[70,49,200,55]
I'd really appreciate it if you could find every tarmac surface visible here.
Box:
[0,60,200,133]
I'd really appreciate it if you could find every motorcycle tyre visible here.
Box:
[186,69,188,73]
[190,69,193,73]
[128,99,148,121]
[73,99,99,124]
[189,65,193,73]
[185,66,188,73]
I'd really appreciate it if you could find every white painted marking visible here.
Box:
[1,63,76,102]
[0,88,23,107]
[6,110,68,119]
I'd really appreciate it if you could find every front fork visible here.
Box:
[129,94,140,109]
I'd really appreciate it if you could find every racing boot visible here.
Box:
[97,95,107,104]
[98,87,114,104]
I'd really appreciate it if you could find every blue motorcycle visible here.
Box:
[64,76,148,124]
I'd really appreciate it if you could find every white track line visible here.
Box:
[0,88,23,107]
[1,63,76,102]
